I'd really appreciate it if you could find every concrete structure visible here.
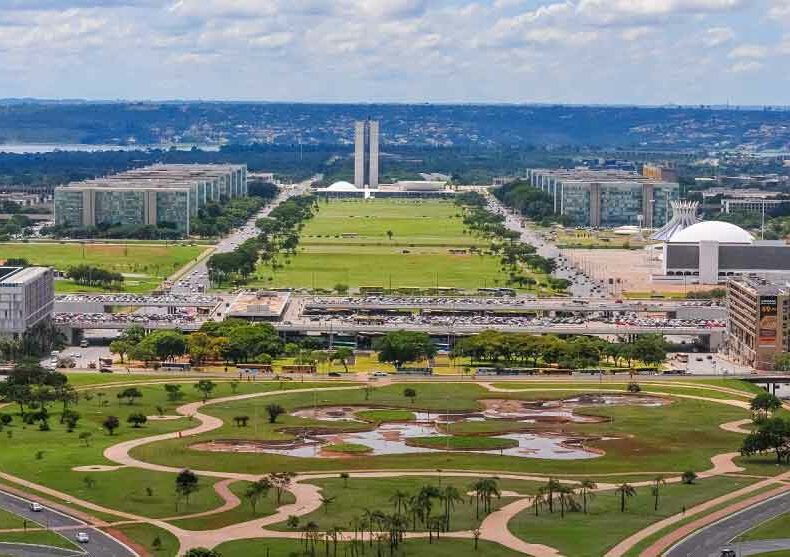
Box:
[727,276,790,370]
[314,180,453,199]
[54,164,247,235]
[353,120,380,189]
[662,221,790,284]
[525,169,680,228]
[0,267,54,336]
[652,201,701,242]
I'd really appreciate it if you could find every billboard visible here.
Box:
[759,296,778,347]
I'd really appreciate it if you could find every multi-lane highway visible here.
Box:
[169,179,313,295]
[667,491,790,557]
[0,490,136,557]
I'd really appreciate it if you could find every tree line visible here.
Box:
[492,181,573,226]
[65,264,124,288]
[451,331,669,370]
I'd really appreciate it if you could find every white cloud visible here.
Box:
[621,27,653,41]
[728,60,764,73]
[702,26,734,47]
[576,0,743,25]
[728,44,769,59]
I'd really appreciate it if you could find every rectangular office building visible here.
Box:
[54,164,247,235]
[727,276,790,371]
[525,169,679,228]
[0,267,55,337]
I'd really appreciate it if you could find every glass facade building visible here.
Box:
[525,169,680,228]
[54,164,247,235]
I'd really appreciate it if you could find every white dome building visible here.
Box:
[662,219,790,285]
[669,221,754,245]
[325,181,360,192]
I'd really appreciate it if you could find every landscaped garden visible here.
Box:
[1,362,788,557]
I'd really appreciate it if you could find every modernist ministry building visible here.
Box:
[0,266,54,337]
[525,169,680,228]
[54,164,247,235]
[354,120,379,189]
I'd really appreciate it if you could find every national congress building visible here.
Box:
[54,164,247,235]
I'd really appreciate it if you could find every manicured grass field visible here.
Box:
[131,382,750,476]
[406,435,518,451]
[510,476,757,557]
[251,199,546,291]
[110,523,179,556]
[0,242,206,293]
[324,442,373,454]
[169,481,295,531]
[269,475,538,533]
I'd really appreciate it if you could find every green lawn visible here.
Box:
[250,199,547,291]
[215,538,522,557]
[169,481,295,530]
[131,382,750,476]
[110,523,180,556]
[269,475,537,533]
[737,512,790,542]
[0,242,206,293]
[510,476,757,557]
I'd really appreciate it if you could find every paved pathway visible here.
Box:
[3,379,773,556]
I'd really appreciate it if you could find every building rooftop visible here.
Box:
[669,221,754,244]
[730,275,790,296]
[0,266,50,285]
[58,164,246,191]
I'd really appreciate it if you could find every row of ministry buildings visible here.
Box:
[524,168,680,228]
[54,164,248,235]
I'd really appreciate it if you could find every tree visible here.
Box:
[626,382,641,393]
[182,549,221,557]
[578,479,597,514]
[330,348,353,373]
[142,330,187,362]
[265,404,285,424]
[128,413,148,428]
[117,387,143,405]
[682,471,698,485]
[102,415,120,435]
[109,340,133,364]
[268,472,295,505]
[386,230,394,241]
[615,483,637,513]
[340,472,350,488]
[187,333,213,365]
[62,409,80,432]
[286,515,300,529]
[164,384,183,402]
[651,476,666,511]
[374,330,437,369]
[233,416,250,427]
[750,392,783,420]
[741,417,790,464]
[244,479,272,515]
[773,352,790,372]
[79,431,92,447]
[175,469,200,509]
[556,484,579,518]
[194,380,216,403]
[403,388,417,404]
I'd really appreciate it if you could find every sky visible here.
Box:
[0,0,788,106]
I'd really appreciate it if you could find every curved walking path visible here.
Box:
[4,378,772,556]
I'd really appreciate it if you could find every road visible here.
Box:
[484,192,608,298]
[170,178,314,295]
[667,491,790,557]
[0,490,136,557]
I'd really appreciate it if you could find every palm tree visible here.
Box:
[556,485,580,519]
[321,494,337,515]
[578,479,597,514]
[389,489,409,516]
[615,483,637,513]
[542,478,562,513]
[652,476,666,511]
[440,485,463,531]
[244,478,272,515]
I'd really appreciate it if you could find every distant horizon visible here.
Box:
[2,98,790,112]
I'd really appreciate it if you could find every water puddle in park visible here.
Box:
[194,394,666,461]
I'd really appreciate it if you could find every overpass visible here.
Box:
[55,294,222,310]
[275,320,727,349]
[304,297,726,319]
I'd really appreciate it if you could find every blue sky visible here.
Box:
[0,0,788,105]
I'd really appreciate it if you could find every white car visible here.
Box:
[29,502,43,512]
[75,532,90,543]
[371,371,389,377]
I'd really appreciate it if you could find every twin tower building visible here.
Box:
[354,120,379,189]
